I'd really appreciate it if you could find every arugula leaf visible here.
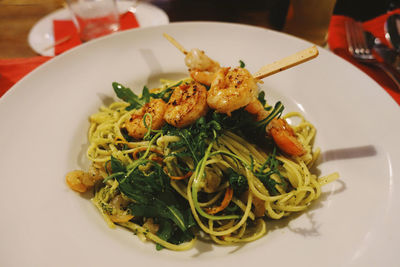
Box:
[156,219,173,250]
[256,174,280,195]
[156,217,194,250]
[227,168,248,197]
[256,101,284,129]
[257,91,266,107]
[113,158,195,247]
[254,146,287,195]
[110,156,125,173]
[128,196,189,233]
[112,82,150,110]
[149,81,182,103]
[162,114,222,166]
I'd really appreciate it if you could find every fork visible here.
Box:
[345,19,400,90]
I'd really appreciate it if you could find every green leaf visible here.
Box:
[129,204,155,217]
[239,60,246,68]
[228,168,248,197]
[110,156,125,173]
[112,82,150,110]
[156,219,173,250]
[183,208,196,229]
[162,204,187,231]
[128,200,187,232]
[254,145,287,195]
[256,101,284,129]
[141,86,151,104]
[257,91,266,107]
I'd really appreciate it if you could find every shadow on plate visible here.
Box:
[319,145,377,163]
[139,48,188,88]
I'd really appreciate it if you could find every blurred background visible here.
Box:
[1,0,399,58]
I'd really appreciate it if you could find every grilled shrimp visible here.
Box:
[245,98,269,121]
[246,99,305,156]
[207,67,258,116]
[66,165,103,193]
[185,48,220,86]
[164,80,209,128]
[125,99,168,140]
[267,118,305,156]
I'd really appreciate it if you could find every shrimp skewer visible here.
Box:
[163,34,317,156]
[163,33,318,85]
[163,33,220,86]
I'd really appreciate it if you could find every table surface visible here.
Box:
[0,0,286,58]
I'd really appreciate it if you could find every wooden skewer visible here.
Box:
[163,33,319,81]
[253,46,319,80]
[163,33,188,55]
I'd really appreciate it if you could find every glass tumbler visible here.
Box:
[66,0,120,42]
[283,0,337,46]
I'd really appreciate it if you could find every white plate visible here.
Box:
[2,22,400,267]
[28,1,169,56]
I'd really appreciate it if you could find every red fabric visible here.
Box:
[0,12,139,97]
[53,20,81,55]
[54,11,139,55]
[328,9,400,105]
[0,56,52,97]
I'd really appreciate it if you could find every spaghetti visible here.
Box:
[66,77,340,251]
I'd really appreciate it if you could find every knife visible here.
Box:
[365,31,400,72]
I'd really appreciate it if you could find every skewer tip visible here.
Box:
[163,33,188,55]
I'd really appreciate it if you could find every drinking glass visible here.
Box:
[283,0,337,46]
[66,0,120,42]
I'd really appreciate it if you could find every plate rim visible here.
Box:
[2,21,400,267]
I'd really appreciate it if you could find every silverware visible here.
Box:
[385,14,400,52]
[345,19,400,91]
[364,31,400,71]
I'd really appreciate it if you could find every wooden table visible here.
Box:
[0,0,287,58]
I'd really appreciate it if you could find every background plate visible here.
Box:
[2,22,400,267]
[28,1,169,56]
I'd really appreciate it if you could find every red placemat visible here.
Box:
[0,56,52,97]
[328,9,400,105]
